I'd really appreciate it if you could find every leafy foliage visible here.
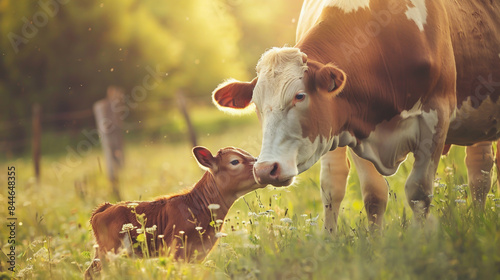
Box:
[1,0,301,154]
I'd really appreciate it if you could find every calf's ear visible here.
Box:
[316,64,346,96]
[212,78,257,114]
[193,146,217,171]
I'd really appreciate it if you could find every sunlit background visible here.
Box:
[0,1,499,279]
[1,0,302,157]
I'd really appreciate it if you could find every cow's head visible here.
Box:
[213,47,347,186]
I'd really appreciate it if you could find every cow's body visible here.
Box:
[297,0,499,230]
[213,0,500,226]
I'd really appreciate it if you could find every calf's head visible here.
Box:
[213,47,347,186]
[193,146,263,197]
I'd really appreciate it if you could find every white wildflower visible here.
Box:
[306,215,319,226]
[136,228,144,234]
[455,199,466,204]
[195,226,203,231]
[215,232,228,238]
[179,231,185,235]
[158,235,165,239]
[120,223,136,233]
[487,194,494,199]
[127,202,139,208]
[208,204,220,210]
[216,219,223,224]
[248,212,258,217]
[280,218,293,224]
[34,247,49,259]
[146,225,157,234]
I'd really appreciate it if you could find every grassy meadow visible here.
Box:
[1,106,499,279]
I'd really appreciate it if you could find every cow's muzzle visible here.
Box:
[253,161,294,186]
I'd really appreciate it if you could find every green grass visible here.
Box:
[0,107,499,279]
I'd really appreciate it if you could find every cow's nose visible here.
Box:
[254,161,293,186]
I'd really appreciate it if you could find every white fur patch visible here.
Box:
[325,0,370,13]
[400,99,423,119]
[352,107,438,176]
[405,0,427,32]
[297,0,326,42]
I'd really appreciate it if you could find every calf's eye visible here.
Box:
[230,160,240,166]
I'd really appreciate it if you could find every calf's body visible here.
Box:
[84,147,262,279]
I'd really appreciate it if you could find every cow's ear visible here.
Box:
[212,78,257,115]
[316,64,346,96]
[193,146,217,172]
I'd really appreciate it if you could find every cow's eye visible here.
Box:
[295,92,306,101]
[230,160,239,166]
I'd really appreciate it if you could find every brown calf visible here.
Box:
[84,146,263,279]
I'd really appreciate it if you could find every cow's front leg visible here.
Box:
[466,141,494,206]
[405,109,450,220]
[320,147,350,234]
[350,150,388,230]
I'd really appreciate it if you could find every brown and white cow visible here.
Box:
[213,0,500,228]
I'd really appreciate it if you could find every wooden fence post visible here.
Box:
[177,91,198,148]
[32,104,42,183]
[93,87,125,200]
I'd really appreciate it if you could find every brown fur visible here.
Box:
[84,147,263,279]
[211,0,500,230]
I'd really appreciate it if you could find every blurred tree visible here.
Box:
[0,0,247,151]
[0,0,302,154]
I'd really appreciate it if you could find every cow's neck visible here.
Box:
[299,32,403,142]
